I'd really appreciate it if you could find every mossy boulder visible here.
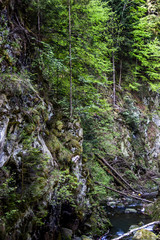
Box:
[46,134,61,154]
[85,206,111,236]
[133,229,157,240]
[56,120,63,131]
[61,228,72,240]
[81,236,93,240]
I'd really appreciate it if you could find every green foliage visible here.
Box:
[124,169,138,181]
[0,71,38,96]
[51,169,80,207]
[128,1,160,85]
[149,82,160,93]
[82,108,118,158]
[0,134,50,231]
[87,160,113,201]
[0,174,22,228]
[151,198,160,221]
[121,97,140,131]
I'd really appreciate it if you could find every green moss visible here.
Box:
[25,123,36,134]
[52,129,62,137]
[32,115,40,124]
[151,198,160,220]
[124,170,138,181]
[46,134,61,155]
[87,206,111,236]
[63,133,72,143]
[56,120,63,131]
[58,146,72,164]
[46,133,72,164]
[133,229,158,240]
[66,139,82,154]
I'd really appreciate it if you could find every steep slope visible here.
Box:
[0,1,160,240]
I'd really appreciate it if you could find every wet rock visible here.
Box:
[0,117,9,167]
[107,197,114,201]
[133,229,158,240]
[81,236,93,240]
[144,202,154,215]
[78,128,83,138]
[153,223,160,234]
[73,237,81,240]
[72,155,80,163]
[0,219,5,238]
[129,225,139,230]
[108,201,117,207]
[61,227,73,240]
[125,208,137,213]
[117,202,125,208]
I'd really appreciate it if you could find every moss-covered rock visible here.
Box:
[61,228,72,240]
[84,206,111,237]
[133,229,158,240]
[56,120,63,131]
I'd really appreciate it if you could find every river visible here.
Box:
[101,199,151,239]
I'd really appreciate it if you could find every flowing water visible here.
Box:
[102,200,151,239]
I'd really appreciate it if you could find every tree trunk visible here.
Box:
[37,0,40,37]
[119,59,122,87]
[112,51,116,106]
[69,0,73,118]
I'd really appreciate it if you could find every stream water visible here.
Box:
[102,200,151,239]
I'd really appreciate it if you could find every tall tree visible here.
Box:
[69,0,73,117]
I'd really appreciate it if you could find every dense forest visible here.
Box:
[0,0,160,239]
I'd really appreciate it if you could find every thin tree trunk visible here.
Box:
[112,221,160,240]
[21,160,24,195]
[112,51,116,106]
[37,0,40,37]
[119,59,122,87]
[69,0,72,118]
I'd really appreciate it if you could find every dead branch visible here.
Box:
[111,221,160,240]
[95,154,136,192]
[97,158,129,190]
[94,181,153,203]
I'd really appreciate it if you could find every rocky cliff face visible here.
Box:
[0,89,89,239]
[105,89,160,193]
[116,91,160,176]
[0,3,98,239]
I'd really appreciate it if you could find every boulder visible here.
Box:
[73,237,81,240]
[73,237,82,240]
[81,236,93,240]
[125,208,137,213]
[61,228,73,240]
[133,229,157,240]
[129,225,139,230]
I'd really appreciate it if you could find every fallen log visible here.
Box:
[111,221,160,240]
[97,158,129,191]
[140,191,159,199]
[95,154,137,192]
[94,181,153,203]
